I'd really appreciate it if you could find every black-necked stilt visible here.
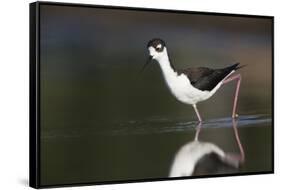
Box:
[145,38,243,122]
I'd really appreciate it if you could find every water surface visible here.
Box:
[41,114,272,185]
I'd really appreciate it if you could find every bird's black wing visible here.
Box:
[178,63,240,91]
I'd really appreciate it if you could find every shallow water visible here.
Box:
[41,114,272,185]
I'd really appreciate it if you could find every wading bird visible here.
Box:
[144,38,243,122]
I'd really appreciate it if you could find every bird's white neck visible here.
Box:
[154,48,177,77]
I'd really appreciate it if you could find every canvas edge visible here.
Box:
[28,1,275,189]
[29,1,41,189]
[35,0,274,18]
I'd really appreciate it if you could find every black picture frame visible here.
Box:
[30,1,274,188]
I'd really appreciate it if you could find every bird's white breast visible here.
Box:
[155,51,223,105]
[165,72,219,105]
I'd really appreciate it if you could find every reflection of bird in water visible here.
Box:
[169,119,244,177]
[145,39,243,122]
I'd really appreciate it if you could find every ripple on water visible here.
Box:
[42,114,272,139]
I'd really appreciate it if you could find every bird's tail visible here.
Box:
[232,62,246,70]
[222,63,245,76]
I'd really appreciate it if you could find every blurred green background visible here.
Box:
[39,4,272,186]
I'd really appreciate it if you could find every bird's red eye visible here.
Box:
[156,47,161,51]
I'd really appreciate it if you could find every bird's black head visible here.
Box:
[142,38,167,72]
[147,38,166,53]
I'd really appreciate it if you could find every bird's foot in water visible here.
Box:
[232,113,239,118]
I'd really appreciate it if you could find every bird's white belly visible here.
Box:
[164,73,222,105]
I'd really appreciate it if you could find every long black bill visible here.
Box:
[141,55,153,73]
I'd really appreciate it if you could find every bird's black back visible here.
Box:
[178,63,241,91]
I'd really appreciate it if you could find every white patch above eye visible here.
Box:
[148,46,157,56]
[156,44,162,49]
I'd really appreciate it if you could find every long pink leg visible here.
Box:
[193,104,202,123]
[222,74,242,118]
